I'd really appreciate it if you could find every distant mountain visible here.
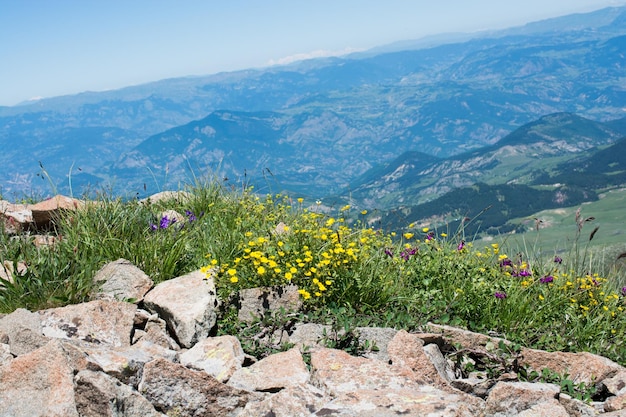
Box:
[369,115,626,235]
[347,113,626,208]
[1,6,626,199]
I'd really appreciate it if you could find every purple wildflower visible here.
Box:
[158,215,177,229]
[539,275,554,284]
[621,287,626,297]
[457,240,465,251]
[554,256,563,264]
[425,231,435,241]
[384,248,394,258]
[500,259,513,268]
[517,269,532,277]
[150,223,158,231]
[494,291,507,299]
[400,247,418,261]
[185,210,197,222]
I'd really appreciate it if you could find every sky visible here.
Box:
[1,0,626,106]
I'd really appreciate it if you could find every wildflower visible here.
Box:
[340,205,350,212]
[384,248,394,258]
[257,266,266,275]
[400,247,418,261]
[361,210,368,215]
[160,215,175,229]
[540,275,554,284]
[422,227,429,233]
[425,231,435,241]
[185,210,197,222]
[297,197,304,204]
[494,291,507,299]
[621,287,626,297]
[499,258,513,268]
[403,232,414,240]
[441,233,447,237]
[554,256,563,264]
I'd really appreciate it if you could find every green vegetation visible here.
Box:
[1,180,626,371]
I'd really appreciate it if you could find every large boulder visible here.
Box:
[142,270,218,348]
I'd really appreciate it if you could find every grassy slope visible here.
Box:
[481,187,626,257]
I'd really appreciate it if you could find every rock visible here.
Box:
[0,343,12,366]
[450,376,495,398]
[142,270,218,348]
[135,316,181,350]
[238,284,302,322]
[0,307,47,356]
[288,322,331,350]
[228,347,309,392]
[521,347,623,385]
[559,393,597,417]
[39,299,136,347]
[484,381,567,416]
[179,335,245,382]
[0,260,28,285]
[27,194,85,229]
[0,200,32,234]
[140,191,191,205]
[74,369,165,417]
[81,342,177,388]
[139,357,252,417]
[387,329,450,388]
[426,323,624,385]
[354,326,398,362]
[310,347,484,416]
[601,369,626,395]
[239,383,330,417]
[92,259,154,303]
[0,339,89,417]
[423,342,456,383]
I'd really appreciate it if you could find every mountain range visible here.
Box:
[1,6,626,235]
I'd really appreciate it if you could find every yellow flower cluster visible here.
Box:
[205,201,377,301]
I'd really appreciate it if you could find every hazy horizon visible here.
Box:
[2,0,626,106]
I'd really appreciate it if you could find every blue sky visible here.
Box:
[1,0,625,106]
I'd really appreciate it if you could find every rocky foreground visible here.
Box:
[0,259,625,417]
[2,194,626,416]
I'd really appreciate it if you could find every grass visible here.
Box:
[2,179,626,369]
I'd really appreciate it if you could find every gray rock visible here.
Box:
[179,335,244,382]
[0,343,12,366]
[81,341,177,388]
[228,347,309,391]
[139,357,252,417]
[423,342,456,383]
[135,315,181,350]
[310,347,484,416]
[354,326,398,362]
[93,259,154,303]
[288,322,331,349]
[559,393,597,417]
[240,383,329,417]
[238,285,301,322]
[39,299,136,347]
[143,270,218,348]
[0,307,47,356]
[74,370,165,417]
[485,381,566,416]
